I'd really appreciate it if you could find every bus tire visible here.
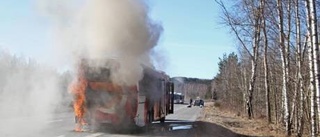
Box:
[160,117,165,123]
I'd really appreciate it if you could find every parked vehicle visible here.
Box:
[194,98,204,108]
[173,92,184,104]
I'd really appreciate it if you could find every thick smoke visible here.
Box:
[0,50,62,136]
[0,0,162,136]
[39,0,163,86]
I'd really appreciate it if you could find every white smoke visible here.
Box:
[0,0,165,136]
[0,50,62,136]
[38,0,163,86]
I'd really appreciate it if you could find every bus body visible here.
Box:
[71,59,174,131]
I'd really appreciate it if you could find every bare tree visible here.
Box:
[214,0,320,135]
[295,0,305,136]
[277,0,291,134]
[306,0,319,136]
[216,0,262,119]
[261,0,271,123]
[309,0,320,134]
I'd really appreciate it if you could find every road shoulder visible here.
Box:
[198,102,286,137]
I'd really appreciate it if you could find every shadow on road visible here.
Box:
[147,119,255,137]
[94,119,265,137]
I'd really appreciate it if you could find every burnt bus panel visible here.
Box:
[138,68,159,98]
[85,67,111,82]
[84,66,113,110]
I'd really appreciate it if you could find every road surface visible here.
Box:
[0,104,203,137]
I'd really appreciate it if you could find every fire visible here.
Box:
[69,65,88,132]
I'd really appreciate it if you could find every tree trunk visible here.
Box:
[295,0,304,136]
[309,0,320,134]
[306,0,318,136]
[277,0,291,135]
[247,4,261,119]
[247,59,256,119]
[286,0,292,133]
[262,0,271,124]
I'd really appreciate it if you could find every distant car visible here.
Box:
[194,99,204,107]
[173,93,184,104]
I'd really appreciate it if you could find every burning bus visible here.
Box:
[69,59,174,131]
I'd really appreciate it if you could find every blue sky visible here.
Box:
[0,0,236,79]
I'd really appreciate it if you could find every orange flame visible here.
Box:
[69,65,87,132]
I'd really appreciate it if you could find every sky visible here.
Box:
[0,0,236,79]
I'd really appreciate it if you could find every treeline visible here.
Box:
[171,77,212,100]
[214,0,320,136]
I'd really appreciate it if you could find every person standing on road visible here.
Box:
[190,98,193,105]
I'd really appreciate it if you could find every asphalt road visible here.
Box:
[0,104,203,137]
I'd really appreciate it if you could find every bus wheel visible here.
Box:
[145,110,153,133]
[160,117,165,123]
[148,109,154,123]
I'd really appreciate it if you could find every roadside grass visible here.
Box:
[199,102,286,137]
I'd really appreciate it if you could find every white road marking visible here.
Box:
[56,135,65,137]
[84,133,104,137]
[47,119,63,123]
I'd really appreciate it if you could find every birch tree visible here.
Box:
[214,0,320,135]
[261,0,271,123]
[306,0,319,136]
[295,0,305,136]
[277,0,291,134]
[309,0,320,134]
[216,0,262,119]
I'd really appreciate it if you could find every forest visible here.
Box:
[213,0,320,136]
[171,77,212,100]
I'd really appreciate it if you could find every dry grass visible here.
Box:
[199,102,287,137]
